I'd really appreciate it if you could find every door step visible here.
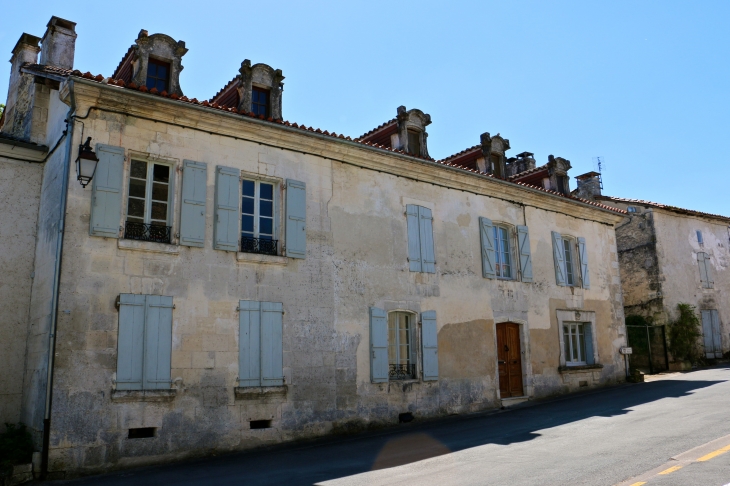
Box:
[501,396,530,408]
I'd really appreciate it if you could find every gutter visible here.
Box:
[40,78,75,479]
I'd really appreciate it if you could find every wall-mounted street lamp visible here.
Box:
[76,137,99,188]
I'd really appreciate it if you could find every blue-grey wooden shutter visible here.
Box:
[704,253,714,289]
[711,310,721,357]
[239,300,261,387]
[285,179,306,259]
[116,294,146,390]
[370,307,389,383]
[577,237,590,289]
[406,205,422,272]
[180,160,207,247]
[143,295,173,390]
[583,324,595,365]
[517,225,533,283]
[701,310,714,358]
[261,302,284,386]
[552,231,567,286]
[698,252,710,288]
[479,217,496,279]
[419,207,436,273]
[214,166,240,251]
[90,144,124,237]
[421,310,439,381]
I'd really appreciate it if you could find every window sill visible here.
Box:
[111,389,177,402]
[236,252,287,265]
[234,385,288,400]
[118,238,180,255]
[558,364,603,374]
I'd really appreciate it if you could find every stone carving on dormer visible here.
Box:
[547,155,572,195]
[238,60,285,120]
[130,30,188,96]
[480,132,511,178]
[396,106,431,157]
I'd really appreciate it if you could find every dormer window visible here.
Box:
[251,86,270,117]
[407,130,421,156]
[146,58,170,92]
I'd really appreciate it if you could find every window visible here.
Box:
[563,238,577,286]
[563,323,588,365]
[116,294,173,390]
[494,226,513,279]
[241,179,277,255]
[252,86,270,117]
[125,160,172,243]
[697,230,704,246]
[146,58,170,92]
[627,206,637,213]
[407,130,421,156]
[388,312,414,380]
[238,300,284,387]
[551,232,590,288]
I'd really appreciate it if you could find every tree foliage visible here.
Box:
[0,423,34,477]
[668,303,702,363]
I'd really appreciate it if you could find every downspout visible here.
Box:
[40,78,76,479]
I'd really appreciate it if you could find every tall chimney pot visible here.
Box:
[40,16,77,69]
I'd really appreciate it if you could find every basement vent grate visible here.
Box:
[250,420,272,430]
[399,412,414,423]
[128,427,156,439]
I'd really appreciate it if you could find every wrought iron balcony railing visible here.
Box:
[389,364,416,380]
[241,236,278,256]
[124,221,172,244]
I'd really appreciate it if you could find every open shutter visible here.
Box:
[143,295,173,390]
[701,310,715,358]
[577,237,590,289]
[180,160,207,247]
[239,300,261,387]
[90,144,124,237]
[406,205,422,272]
[583,324,595,365]
[517,225,533,282]
[261,302,284,386]
[479,217,496,279]
[369,307,388,383]
[419,206,436,273]
[214,166,239,251]
[552,231,567,286]
[698,252,710,288]
[116,294,146,390]
[421,310,439,381]
[285,179,307,259]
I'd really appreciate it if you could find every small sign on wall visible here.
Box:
[620,347,633,355]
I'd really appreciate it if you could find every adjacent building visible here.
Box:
[0,18,628,477]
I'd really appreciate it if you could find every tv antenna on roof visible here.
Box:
[592,156,605,189]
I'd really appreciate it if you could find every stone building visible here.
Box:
[0,18,628,477]
[574,172,729,360]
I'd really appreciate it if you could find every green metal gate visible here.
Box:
[626,325,669,374]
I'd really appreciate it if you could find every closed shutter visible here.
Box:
[583,324,595,365]
[90,144,124,238]
[179,160,207,247]
[419,206,436,273]
[711,310,722,357]
[517,225,533,282]
[214,166,240,251]
[285,179,306,259]
[698,252,710,288]
[370,307,389,383]
[406,205,422,272]
[701,310,715,358]
[479,217,496,279]
[552,231,567,286]
[704,253,714,289]
[577,237,590,289]
[238,300,262,387]
[116,294,146,390]
[421,310,439,381]
[261,302,284,386]
[143,295,173,390]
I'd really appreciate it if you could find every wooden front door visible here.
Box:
[497,322,524,398]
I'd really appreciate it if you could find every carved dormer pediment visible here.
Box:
[238,60,285,119]
[396,106,431,157]
[480,132,511,178]
[130,30,188,96]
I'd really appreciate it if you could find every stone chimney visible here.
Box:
[39,16,77,69]
[573,171,602,200]
[512,152,536,176]
[1,33,41,137]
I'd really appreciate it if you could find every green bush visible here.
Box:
[668,303,702,363]
[0,423,34,477]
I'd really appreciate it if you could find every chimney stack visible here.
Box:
[574,172,602,200]
[39,16,77,69]
[1,33,41,136]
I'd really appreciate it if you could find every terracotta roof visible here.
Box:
[440,144,481,164]
[356,118,396,141]
[112,46,134,82]
[595,195,730,222]
[22,63,625,216]
[209,75,239,104]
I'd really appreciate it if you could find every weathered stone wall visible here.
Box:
[41,82,625,475]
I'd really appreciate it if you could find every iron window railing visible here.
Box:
[124,221,172,244]
[389,364,416,380]
[240,236,278,256]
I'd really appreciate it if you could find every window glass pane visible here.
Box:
[152,182,168,202]
[157,63,167,78]
[260,183,273,200]
[260,200,273,217]
[242,180,255,197]
[146,77,156,90]
[131,161,147,179]
[563,326,570,361]
[151,202,167,222]
[242,197,254,215]
[153,164,170,183]
[571,330,578,362]
[157,80,166,92]
[241,215,254,232]
[127,198,145,218]
[129,179,146,198]
[260,217,273,235]
[242,231,254,238]
[388,315,397,364]
[148,63,157,77]
[564,239,574,285]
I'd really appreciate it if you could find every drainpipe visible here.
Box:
[40,78,76,479]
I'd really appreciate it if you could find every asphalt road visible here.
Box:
[55,365,730,486]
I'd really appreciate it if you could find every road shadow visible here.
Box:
[55,369,727,486]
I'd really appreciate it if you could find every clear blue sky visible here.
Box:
[2,1,728,215]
